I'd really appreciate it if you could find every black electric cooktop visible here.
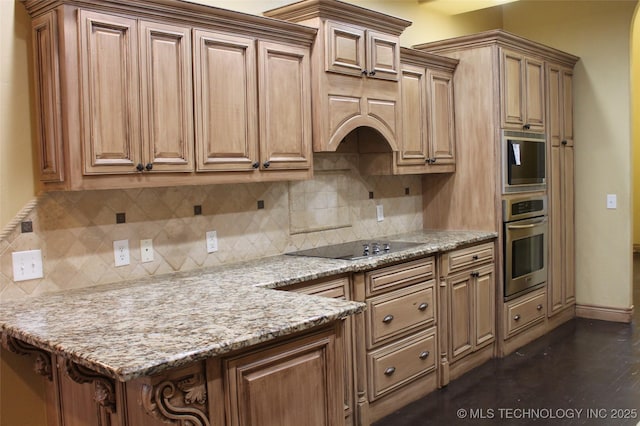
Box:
[286,240,423,260]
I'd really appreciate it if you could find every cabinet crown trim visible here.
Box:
[21,0,318,45]
[400,47,459,71]
[264,0,412,36]
[413,29,579,67]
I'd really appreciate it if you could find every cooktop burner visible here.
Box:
[286,240,423,260]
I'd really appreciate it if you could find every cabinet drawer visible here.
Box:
[367,282,435,347]
[504,289,546,337]
[282,276,349,300]
[367,327,436,400]
[443,242,494,276]
[366,256,435,296]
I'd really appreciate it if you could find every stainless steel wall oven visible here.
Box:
[503,195,548,300]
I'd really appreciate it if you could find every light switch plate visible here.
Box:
[140,239,154,263]
[206,231,218,253]
[113,240,130,267]
[376,205,384,222]
[606,194,617,209]
[12,250,43,282]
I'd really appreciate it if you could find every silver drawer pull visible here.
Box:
[537,304,543,311]
[419,351,430,360]
[384,367,396,376]
[382,314,394,324]
[514,314,521,321]
[418,302,429,311]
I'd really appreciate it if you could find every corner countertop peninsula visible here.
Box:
[0,230,496,383]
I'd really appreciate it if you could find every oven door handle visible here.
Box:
[506,218,547,229]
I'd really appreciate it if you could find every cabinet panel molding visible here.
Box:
[79,10,140,174]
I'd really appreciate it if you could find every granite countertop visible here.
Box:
[0,229,496,382]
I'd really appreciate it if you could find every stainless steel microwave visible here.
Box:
[502,130,546,193]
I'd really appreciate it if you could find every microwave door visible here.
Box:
[507,140,545,186]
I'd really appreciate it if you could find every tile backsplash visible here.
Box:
[0,154,423,301]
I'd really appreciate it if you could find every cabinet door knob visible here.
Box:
[472,255,479,260]
[384,366,396,376]
[537,304,543,311]
[136,163,144,172]
[514,314,521,321]
[523,124,531,130]
[145,163,153,171]
[418,302,429,311]
[470,271,479,278]
[263,161,270,169]
[362,70,368,75]
[382,314,394,324]
[562,140,568,145]
[368,70,376,76]
[252,162,259,169]
[419,351,430,360]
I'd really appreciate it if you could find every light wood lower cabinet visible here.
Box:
[281,276,355,425]
[360,256,439,423]
[14,323,344,426]
[440,242,496,382]
[223,327,343,426]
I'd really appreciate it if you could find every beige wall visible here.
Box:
[501,0,636,311]
[633,3,640,249]
[0,1,37,231]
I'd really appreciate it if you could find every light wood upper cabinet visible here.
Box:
[258,41,312,171]
[326,21,399,81]
[500,48,545,132]
[264,1,411,153]
[24,0,316,190]
[194,30,258,172]
[79,10,140,174]
[139,21,194,172]
[547,63,575,316]
[396,48,457,174]
[32,11,64,182]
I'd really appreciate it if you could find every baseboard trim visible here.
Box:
[575,304,634,323]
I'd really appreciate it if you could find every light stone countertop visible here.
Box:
[0,229,496,382]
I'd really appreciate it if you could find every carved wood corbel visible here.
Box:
[63,359,117,413]
[1,334,53,381]
[142,373,210,426]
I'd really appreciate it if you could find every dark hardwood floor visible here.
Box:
[374,254,640,425]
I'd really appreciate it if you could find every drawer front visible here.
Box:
[368,282,435,347]
[444,242,494,276]
[505,289,546,337]
[366,256,435,296]
[282,276,349,300]
[368,327,437,400]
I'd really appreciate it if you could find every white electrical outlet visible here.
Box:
[113,240,130,267]
[206,231,218,253]
[12,250,43,282]
[376,204,384,222]
[606,194,617,209]
[140,239,154,263]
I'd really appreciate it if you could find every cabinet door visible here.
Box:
[398,63,428,166]
[524,57,545,131]
[225,328,342,426]
[448,273,473,362]
[257,41,311,171]
[501,49,525,129]
[501,49,544,131]
[193,30,258,171]
[474,264,496,348]
[547,64,575,315]
[79,11,140,174]
[427,68,456,165]
[32,12,64,182]
[325,21,366,77]
[139,21,193,172]
[366,30,400,81]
